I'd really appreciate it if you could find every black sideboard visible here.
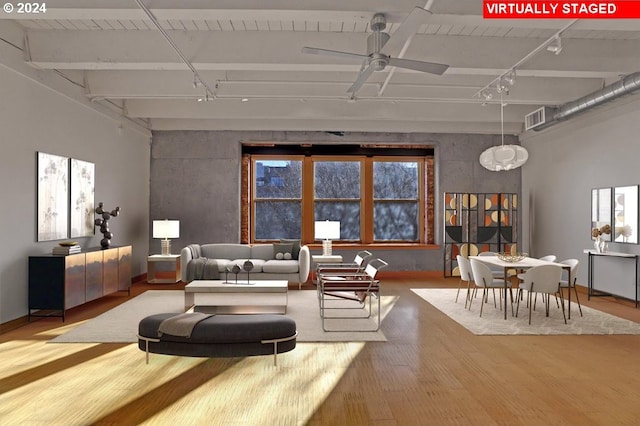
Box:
[28,245,132,321]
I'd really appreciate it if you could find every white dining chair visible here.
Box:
[516,264,565,325]
[514,254,558,308]
[557,259,581,317]
[478,251,504,279]
[469,259,505,317]
[455,255,474,308]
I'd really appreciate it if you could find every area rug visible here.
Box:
[50,290,397,343]
[411,288,640,335]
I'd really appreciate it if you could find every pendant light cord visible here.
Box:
[500,92,504,147]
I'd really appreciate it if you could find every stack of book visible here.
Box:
[52,245,81,255]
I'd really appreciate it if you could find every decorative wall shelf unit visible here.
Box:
[443,192,518,277]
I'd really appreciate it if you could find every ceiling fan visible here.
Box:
[302,7,449,95]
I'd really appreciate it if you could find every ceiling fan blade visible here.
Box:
[388,58,449,75]
[380,6,430,56]
[347,63,376,94]
[302,47,367,61]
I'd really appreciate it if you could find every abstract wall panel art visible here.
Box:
[37,152,69,241]
[70,158,95,238]
[443,192,519,277]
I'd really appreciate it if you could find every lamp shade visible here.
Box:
[479,145,529,171]
[153,220,180,239]
[314,220,340,240]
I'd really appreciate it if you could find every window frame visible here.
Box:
[244,147,433,246]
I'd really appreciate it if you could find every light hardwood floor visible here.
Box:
[2,276,640,425]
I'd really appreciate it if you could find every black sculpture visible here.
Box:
[94,202,120,249]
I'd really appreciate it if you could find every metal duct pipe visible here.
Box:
[534,71,640,130]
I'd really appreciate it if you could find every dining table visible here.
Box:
[469,255,572,320]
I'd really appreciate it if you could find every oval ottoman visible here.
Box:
[138,313,297,366]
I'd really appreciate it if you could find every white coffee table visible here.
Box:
[184,280,289,314]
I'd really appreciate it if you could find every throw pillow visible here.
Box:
[272,243,293,260]
[280,238,301,259]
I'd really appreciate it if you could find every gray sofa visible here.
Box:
[180,243,310,288]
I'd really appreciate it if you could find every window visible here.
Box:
[314,161,361,240]
[253,159,302,240]
[244,145,433,245]
[373,161,420,241]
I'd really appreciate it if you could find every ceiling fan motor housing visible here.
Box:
[370,13,387,32]
[367,31,391,56]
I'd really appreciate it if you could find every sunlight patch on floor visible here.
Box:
[0,341,365,425]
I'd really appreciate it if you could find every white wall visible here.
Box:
[0,53,151,323]
[521,95,640,287]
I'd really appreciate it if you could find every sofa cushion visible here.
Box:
[280,239,301,260]
[250,244,275,261]
[263,259,299,274]
[226,259,265,273]
[200,244,251,261]
[272,243,293,260]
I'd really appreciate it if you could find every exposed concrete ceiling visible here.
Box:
[1,0,639,134]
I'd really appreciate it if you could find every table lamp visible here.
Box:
[314,220,340,256]
[153,219,180,255]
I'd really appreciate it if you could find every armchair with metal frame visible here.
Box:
[318,258,387,332]
[314,250,373,287]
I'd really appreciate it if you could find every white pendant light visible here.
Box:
[479,94,528,171]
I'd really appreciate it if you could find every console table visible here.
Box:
[29,245,132,321]
[583,249,639,307]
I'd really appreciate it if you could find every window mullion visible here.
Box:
[302,156,314,244]
[363,158,373,243]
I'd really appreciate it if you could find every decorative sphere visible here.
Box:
[243,260,254,272]
[231,264,241,274]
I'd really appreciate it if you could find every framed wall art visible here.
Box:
[70,158,95,238]
[37,152,69,241]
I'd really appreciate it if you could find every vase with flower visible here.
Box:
[592,224,611,253]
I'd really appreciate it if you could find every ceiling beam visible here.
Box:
[6,5,640,32]
[25,31,639,78]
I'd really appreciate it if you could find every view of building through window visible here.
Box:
[254,160,302,240]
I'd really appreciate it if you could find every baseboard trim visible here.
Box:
[0,315,30,334]
[378,270,443,280]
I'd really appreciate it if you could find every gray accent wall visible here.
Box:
[521,95,640,288]
[0,63,151,323]
[151,131,522,272]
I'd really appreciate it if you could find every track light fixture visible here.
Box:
[496,83,509,96]
[504,69,516,86]
[547,36,562,55]
[473,21,577,103]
